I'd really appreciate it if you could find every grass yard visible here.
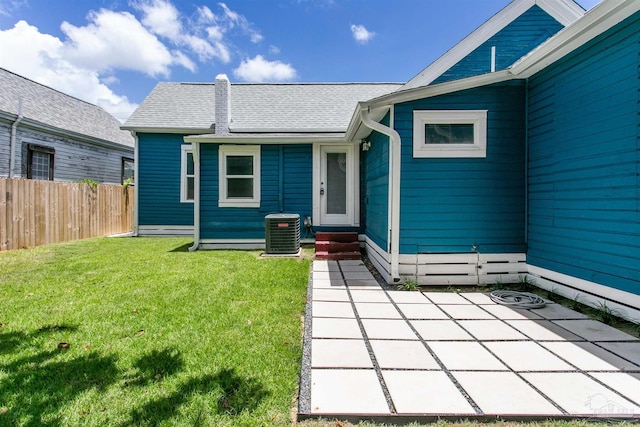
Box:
[0,237,310,426]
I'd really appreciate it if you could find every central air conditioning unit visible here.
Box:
[265,213,301,255]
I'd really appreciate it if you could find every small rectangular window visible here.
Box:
[122,157,135,185]
[219,145,260,208]
[181,145,194,203]
[27,144,54,180]
[413,110,487,158]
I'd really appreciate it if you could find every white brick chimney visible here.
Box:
[214,73,230,135]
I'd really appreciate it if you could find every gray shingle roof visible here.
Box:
[0,68,134,147]
[123,82,402,132]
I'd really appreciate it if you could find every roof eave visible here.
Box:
[183,133,347,144]
[511,0,640,78]
[120,126,215,134]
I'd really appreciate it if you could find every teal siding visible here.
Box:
[526,12,640,295]
[137,133,193,226]
[433,5,563,84]
[200,144,313,239]
[395,82,526,254]
[363,114,391,250]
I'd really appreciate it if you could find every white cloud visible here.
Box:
[219,2,263,43]
[233,55,297,82]
[0,20,138,121]
[350,24,374,44]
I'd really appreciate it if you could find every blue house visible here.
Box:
[123,0,640,321]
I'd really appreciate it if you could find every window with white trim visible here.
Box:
[413,110,487,158]
[180,145,194,203]
[219,145,260,208]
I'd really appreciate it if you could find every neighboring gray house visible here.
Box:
[0,68,134,184]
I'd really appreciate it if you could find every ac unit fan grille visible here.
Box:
[265,214,300,254]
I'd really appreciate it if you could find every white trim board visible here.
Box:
[138,225,194,236]
[401,0,584,90]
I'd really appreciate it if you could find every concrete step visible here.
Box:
[315,251,361,260]
[315,231,359,243]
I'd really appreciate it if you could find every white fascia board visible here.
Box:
[345,104,391,142]
[511,0,640,78]
[401,0,584,91]
[183,134,346,144]
[230,127,346,133]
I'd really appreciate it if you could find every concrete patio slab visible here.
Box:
[343,271,376,280]
[355,302,402,319]
[312,260,340,271]
[553,319,640,342]
[311,339,372,368]
[382,370,476,414]
[312,301,354,318]
[484,341,576,371]
[362,318,418,340]
[505,319,584,341]
[311,369,389,414]
[453,371,563,415]
[457,320,529,340]
[370,340,440,369]
[312,318,362,339]
[300,260,640,422]
[522,372,640,415]
[438,304,496,320]
[428,341,509,370]
[396,303,449,319]
[411,320,474,340]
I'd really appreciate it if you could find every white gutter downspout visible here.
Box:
[360,106,401,282]
[9,98,24,178]
[130,131,139,236]
[188,141,201,252]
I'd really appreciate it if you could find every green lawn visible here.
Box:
[0,237,310,426]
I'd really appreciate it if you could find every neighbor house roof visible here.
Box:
[0,68,134,148]
[400,0,584,90]
[122,82,402,134]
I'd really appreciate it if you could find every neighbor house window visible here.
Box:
[219,145,260,208]
[413,110,487,158]
[180,145,194,203]
[122,157,134,185]
[27,144,54,180]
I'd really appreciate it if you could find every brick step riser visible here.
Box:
[315,232,359,243]
[315,251,361,260]
[315,241,360,253]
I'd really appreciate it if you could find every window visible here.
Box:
[413,110,487,158]
[122,157,134,185]
[219,145,260,207]
[27,144,54,180]
[180,145,194,203]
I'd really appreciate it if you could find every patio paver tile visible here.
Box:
[312,278,346,289]
[458,320,528,340]
[311,369,389,414]
[362,319,418,340]
[505,320,584,341]
[311,339,372,368]
[453,371,562,415]
[382,370,476,414]
[438,304,496,320]
[312,260,340,272]
[355,302,402,319]
[387,291,431,304]
[338,260,367,267]
[522,372,640,416]
[482,304,543,320]
[590,372,640,401]
[339,264,370,272]
[596,342,640,366]
[428,341,508,371]
[343,271,376,280]
[313,271,343,281]
[350,289,390,303]
[312,289,350,302]
[540,341,636,371]
[312,318,362,339]
[411,320,474,341]
[312,301,354,318]
[345,279,381,288]
[485,341,576,371]
[424,292,473,305]
[370,340,440,369]
[553,320,640,342]
[396,303,449,320]
[532,304,591,320]
[460,293,496,305]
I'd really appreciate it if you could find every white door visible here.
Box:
[318,145,355,226]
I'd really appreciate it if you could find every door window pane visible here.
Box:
[326,152,346,215]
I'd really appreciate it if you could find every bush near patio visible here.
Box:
[0,237,310,426]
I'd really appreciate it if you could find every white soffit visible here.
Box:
[401,0,585,91]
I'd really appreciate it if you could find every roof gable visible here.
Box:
[0,68,133,147]
[401,0,584,90]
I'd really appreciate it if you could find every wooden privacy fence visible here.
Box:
[0,178,134,251]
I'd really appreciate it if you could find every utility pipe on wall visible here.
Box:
[8,98,24,178]
[360,106,401,282]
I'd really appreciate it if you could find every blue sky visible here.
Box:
[0,0,600,121]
